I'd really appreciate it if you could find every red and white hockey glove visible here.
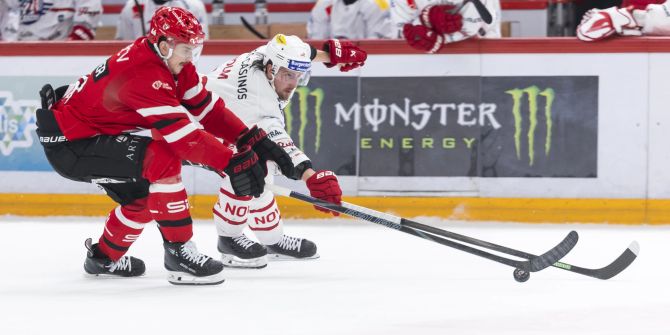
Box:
[323,39,368,72]
[577,6,641,42]
[420,5,463,35]
[402,24,444,53]
[306,170,342,216]
[68,24,95,40]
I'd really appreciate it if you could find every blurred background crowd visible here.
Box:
[0,0,668,47]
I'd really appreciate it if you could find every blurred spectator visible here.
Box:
[391,0,501,53]
[1,0,19,40]
[116,0,208,40]
[307,0,395,39]
[0,0,101,41]
[577,0,669,41]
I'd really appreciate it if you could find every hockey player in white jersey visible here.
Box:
[1,0,101,41]
[307,0,395,39]
[391,0,501,53]
[203,34,367,268]
[577,0,670,41]
[115,0,208,40]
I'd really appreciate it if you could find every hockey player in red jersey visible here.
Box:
[34,7,287,285]
[577,0,670,41]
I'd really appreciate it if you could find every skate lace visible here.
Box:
[180,241,210,267]
[107,256,131,273]
[233,235,256,249]
[277,235,301,251]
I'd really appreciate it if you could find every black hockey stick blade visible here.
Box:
[240,16,267,39]
[528,231,579,272]
[468,0,493,24]
[398,217,578,272]
[552,241,639,279]
[268,184,574,273]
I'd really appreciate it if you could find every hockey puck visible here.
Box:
[513,268,530,283]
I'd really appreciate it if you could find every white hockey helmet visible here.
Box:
[263,34,312,80]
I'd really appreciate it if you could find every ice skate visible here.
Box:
[164,240,225,285]
[218,234,268,269]
[83,238,146,277]
[266,234,319,261]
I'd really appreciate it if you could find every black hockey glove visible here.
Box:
[237,125,296,178]
[223,145,266,198]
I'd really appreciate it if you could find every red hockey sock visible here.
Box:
[148,182,193,243]
[98,199,152,261]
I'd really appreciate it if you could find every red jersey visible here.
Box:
[52,37,247,171]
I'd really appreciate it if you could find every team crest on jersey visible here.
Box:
[152,80,173,91]
[19,0,54,25]
[0,92,38,156]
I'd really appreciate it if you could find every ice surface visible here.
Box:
[0,216,668,335]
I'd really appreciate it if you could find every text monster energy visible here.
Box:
[506,86,555,166]
[284,86,324,153]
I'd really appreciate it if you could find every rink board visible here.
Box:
[1,38,670,222]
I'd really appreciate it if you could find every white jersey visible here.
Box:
[204,48,310,175]
[1,0,101,41]
[634,1,670,35]
[390,0,501,42]
[115,0,208,40]
[307,0,395,39]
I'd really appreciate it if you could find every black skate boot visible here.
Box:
[83,238,146,277]
[266,235,319,261]
[164,240,225,285]
[218,234,268,269]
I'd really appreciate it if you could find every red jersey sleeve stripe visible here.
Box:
[183,79,203,100]
[163,122,199,143]
[194,92,219,122]
[137,105,189,117]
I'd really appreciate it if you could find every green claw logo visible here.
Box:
[506,86,555,166]
[284,87,324,153]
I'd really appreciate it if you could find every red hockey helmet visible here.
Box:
[147,7,205,45]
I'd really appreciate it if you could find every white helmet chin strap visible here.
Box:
[152,42,174,62]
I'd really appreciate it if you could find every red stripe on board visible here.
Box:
[3,38,670,56]
[502,1,548,10]
[102,3,316,14]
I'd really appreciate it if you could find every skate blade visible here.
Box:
[267,253,320,261]
[84,272,145,279]
[221,254,268,269]
[167,271,225,286]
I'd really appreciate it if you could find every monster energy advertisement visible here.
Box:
[285,77,359,175]
[285,76,598,178]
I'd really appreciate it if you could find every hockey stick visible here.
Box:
[468,0,493,24]
[268,184,577,274]
[240,16,268,39]
[497,240,639,280]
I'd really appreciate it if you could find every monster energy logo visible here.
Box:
[284,86,324,153]
[506,86,555,166]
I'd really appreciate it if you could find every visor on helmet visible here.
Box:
[275,66,310,84]
[171,42,203,62]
